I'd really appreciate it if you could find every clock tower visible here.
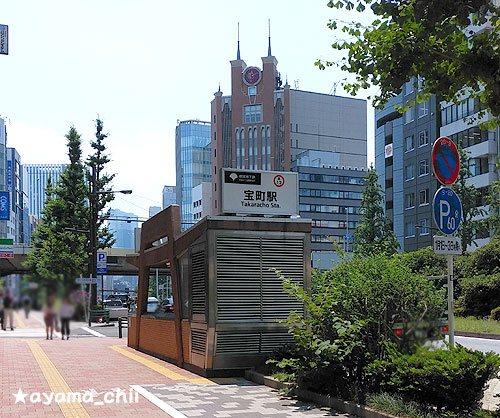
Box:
[210,34,291,215]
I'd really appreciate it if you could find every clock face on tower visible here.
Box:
[243,67,261,85]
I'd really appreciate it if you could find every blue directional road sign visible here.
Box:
[96,251,107,274]
[433,188,462,235]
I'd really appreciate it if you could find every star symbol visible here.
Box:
[13,388,27,404]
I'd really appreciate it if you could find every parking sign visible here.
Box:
[96,251,107,274]
[433,188,462,235]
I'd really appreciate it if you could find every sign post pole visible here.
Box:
[447,255,455,347]
[432,136,462,348]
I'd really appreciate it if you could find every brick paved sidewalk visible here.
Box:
[0,336,207,418]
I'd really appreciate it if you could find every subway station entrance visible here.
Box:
[127,205,311,376]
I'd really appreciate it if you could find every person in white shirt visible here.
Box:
[59,297,75,340]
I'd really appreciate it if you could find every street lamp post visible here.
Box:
[88,164,132,308]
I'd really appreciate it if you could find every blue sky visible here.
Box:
[0,0,375,218]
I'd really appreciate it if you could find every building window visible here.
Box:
[404,79,414,95]
[405,164,415,181]
[418,130,429,147]
[419,100,429,118]
[248,86,257,96]
[405,222,416,238]
[405,193,416,209]
[214,149,216,157]
[419,159,429,176]
[404,106,415,124]
[420,218,430,235]
[419,188,430,206]
[405,135,415,152]
[235,128,241,169]
[244,105,262,123]
[469,157,489,176]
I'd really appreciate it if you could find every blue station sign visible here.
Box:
[0,191,9,220]
[433,188,462,235]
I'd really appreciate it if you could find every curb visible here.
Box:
[245,370,397,418]
[456,331,500,340]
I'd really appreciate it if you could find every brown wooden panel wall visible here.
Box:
[128,316,137,348]
[139,318,178,361]
[181,320,191,365]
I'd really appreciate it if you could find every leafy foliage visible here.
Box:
[270,254,445,400]
[400,246,447,277]
[87,118,116,250]
[367,344,500,412]
[452,148,487,252]
[456,273,500,317]
[26,127,89,291]
[487,156,500,235]
[319,0,500,128]
[490,306,500,321]
[354,168,399,255]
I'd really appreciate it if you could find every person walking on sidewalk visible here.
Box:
[43,294,57,339]
[22,294,32,319]
[3,290,14,330]
[59,297,74,340]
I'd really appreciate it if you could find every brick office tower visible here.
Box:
[211,39,291,215]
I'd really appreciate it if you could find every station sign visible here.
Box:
[221,169,298,216]
[433,235,462,255]
[432,137,460,185]
[433,188,462,235]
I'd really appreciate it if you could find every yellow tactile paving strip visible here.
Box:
[14,311,26,328]
[26,340,91,418]
[110,345,213,384]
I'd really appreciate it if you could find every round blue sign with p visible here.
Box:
[433,188,462,235]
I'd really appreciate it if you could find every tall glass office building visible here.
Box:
[25,164,66,218]
[175,120,211,229]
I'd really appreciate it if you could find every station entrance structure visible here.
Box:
[127,205,311,376]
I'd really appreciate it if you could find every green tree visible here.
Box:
[26,127,89,292]
[319,0,500,128]
[354,168,399,255]
[452,148,487,252]
[87,118,116,251]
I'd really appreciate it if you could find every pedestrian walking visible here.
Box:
[3,290,14,330]
[22,294,32,319]
[59,297,74,340]
[43,294,57,340]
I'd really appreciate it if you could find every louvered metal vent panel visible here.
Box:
[261,238,304,320]
[191,251,206,315]
[260,332,295,353]
[216,237,262,321]
[191,329,207,355]
[216,332,261,354]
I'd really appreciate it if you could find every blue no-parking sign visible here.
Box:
[433,188,462,235]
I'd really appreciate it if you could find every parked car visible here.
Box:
[103,299,129,320]
[147,297,160,313]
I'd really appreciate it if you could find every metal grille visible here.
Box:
[216,236,305,322]
[260,332,295,353]
[262,238,304,320]
[216,237,262,321]
[191,329,207,355]
[216,332,260,354]
[191,251,206,316]
[216,331,294,355]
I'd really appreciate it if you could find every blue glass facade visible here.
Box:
[175,120,211,229]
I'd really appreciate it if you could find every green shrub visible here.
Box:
[490,306,500,321]
[270,254,446,401]
[456,273,500,317]
[367,345,500,412]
